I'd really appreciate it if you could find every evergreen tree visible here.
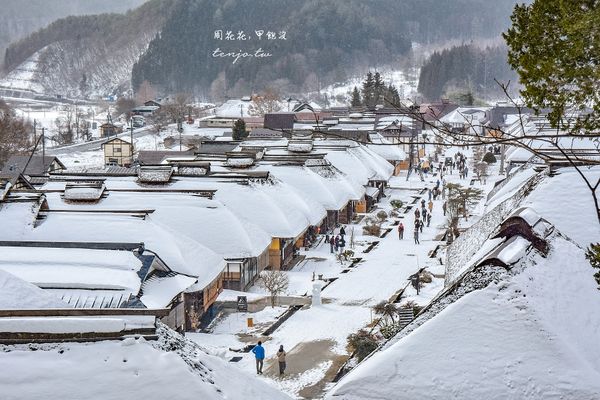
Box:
[362,72,375,108]
[373,72,385,105]
[232,119,247,141]
[351,86,361,107]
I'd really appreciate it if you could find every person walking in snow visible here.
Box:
[334,235,340,252]
[414,208,420,220]
[421,199,426,208]
[443,201,447,216]
[422,208,427,223]
[398,222,404,240]
[428,189,432,201]
[252,341,265,375]
[427,213,431,227]
[419,217,424,233]
[277,345,287,376]
[339,226,346,237]
[329,236,335,253]
[428,200,433,213]
[414,225,420,244]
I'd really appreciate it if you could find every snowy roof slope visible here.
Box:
[0,325,291,400]
[367,133,406,161]
[521,166,600,246]
[0,269,69,309]
[329,234,600,399]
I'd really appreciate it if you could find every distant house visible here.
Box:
[1,155,65,177]
[102,137,133,166]
[264,112,295,131]
[100,123,121,137]
[144,100,161,108]
[132,105,160,117]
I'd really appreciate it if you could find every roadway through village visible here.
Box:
[188,170,475,399]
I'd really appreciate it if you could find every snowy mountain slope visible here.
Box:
[0,323,290,400]
[0,35,155,98]
[0,1,169,98]
[327,231,600,400]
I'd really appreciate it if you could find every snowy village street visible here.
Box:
[188,155,494,399]
[2,2,600,399]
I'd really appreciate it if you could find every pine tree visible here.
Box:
[373,72,385,105]
[351,86,361,107]
[232,119,247,141]
[362,72,375,108]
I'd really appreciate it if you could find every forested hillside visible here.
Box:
[417,44,518,101]
[2,0,522,98]
[0,0,146,70]
[132,0,520,96]
[0,0,170,98]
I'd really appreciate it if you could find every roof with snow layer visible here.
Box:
[329,220,600,400]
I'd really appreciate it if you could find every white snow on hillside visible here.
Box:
[328,233,600,400]
[319,69,419,107]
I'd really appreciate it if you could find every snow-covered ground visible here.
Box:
[184,155,496,399]
[318,69,419,107]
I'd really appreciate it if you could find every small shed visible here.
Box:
[100,123,120,137]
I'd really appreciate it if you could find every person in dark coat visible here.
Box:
[414,226,420,244]
[277,345,287,376]
[414,208,420,220]
[443,201,447,216]
[427,213,431,227]
[339,226,346,236]
[398,222,404,240]
[329,236,335,253]
[422,208,427,222]
[252,341,265,374]
[334,235,340,252]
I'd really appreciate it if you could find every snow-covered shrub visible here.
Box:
[419,271,433,284]
[347,330,379,362]
[390,200,404,210]
[363,223,381,236]
[483,152,497,164]
[376,210,388,223]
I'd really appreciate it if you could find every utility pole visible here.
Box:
[41,127,45,166]
[32,119,37,150]
[129,116,134,152]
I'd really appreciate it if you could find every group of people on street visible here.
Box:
[252,341,287,376]
[326,226,346,253]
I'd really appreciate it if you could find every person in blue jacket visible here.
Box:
[252,341,265,374]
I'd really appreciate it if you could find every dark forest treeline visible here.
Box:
[131,0,520,95]
[3,0,521,97]
[417,44,518,101]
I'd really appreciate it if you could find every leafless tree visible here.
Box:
[248,87,282,116]
[0,100,32,166]
[259,270,289,308]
